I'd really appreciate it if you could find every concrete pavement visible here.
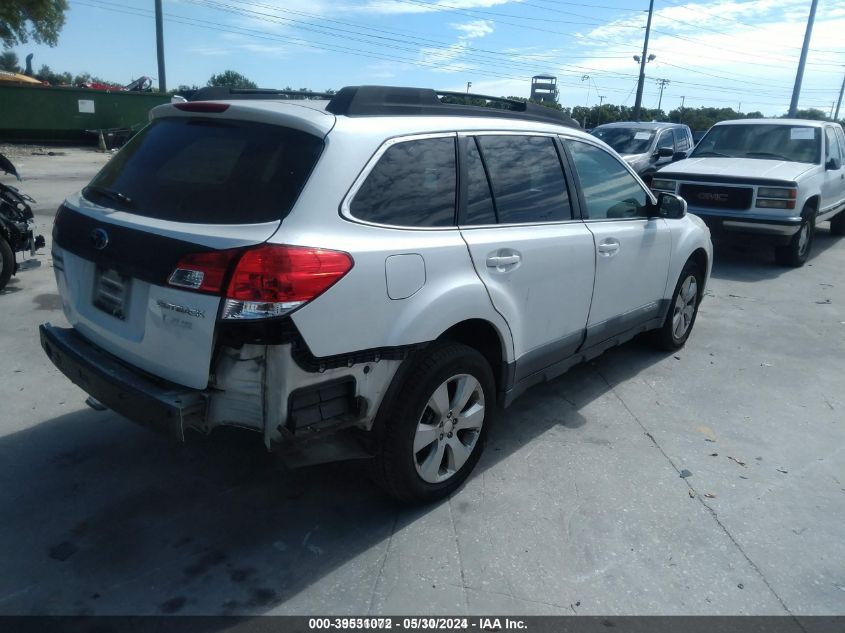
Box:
[0,149,843,616]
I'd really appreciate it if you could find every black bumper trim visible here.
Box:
[39,324,206,439]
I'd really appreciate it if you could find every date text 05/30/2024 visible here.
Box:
[308,618,528,630]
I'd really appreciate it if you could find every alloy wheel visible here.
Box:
[413,373,485,484]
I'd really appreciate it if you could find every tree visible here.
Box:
[786,108,828,121]
[0,50,19,71]
[207,70,257,89]
[1,0,69,49]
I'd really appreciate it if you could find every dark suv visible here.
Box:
[591,122,694,184]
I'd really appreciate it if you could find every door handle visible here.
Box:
[487,255,521,267]
[597,239,620,256]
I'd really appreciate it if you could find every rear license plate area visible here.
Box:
[93,267,130,320]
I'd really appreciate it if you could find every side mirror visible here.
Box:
[656,147,674,158]
[826,157,842,170]
[672,150,688,162]
[651,192,687,219]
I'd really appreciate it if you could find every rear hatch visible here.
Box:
[52,103,332,389]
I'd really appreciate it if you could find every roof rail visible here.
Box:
[325,85,580,128]
[188,87,335,101]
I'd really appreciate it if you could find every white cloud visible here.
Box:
[451,19,494,40]
[361,0,515,15]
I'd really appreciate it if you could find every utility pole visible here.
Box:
[155,0,166,92]
[679,95,685,123]
[835,71,845,122]
[597,95,606,125]
[633,0,656,121]
[466,81,472,94]
[656,78,670,112]
[831,101,836,120]
[738,102,742,115]
[581,75,592,129]
[789,0,818,117]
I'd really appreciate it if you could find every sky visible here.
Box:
[8,0,845,117]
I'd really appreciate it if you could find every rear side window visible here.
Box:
[475,135,572,224]
[674,128,691,151]
[87,118,324,224]
[350,137,456,227]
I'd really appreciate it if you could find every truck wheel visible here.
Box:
[0,237,14,291]
[830,211,845,236]
[775,211,814,267]
[651,260,703,351]
[371,342,494,503]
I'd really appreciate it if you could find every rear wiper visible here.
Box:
[83,184,133,208]
[745,152,790,161]
[693,151,730,157]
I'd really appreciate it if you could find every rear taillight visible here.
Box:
[169,250,240,293]
[168,244,353,320]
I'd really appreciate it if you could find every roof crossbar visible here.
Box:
[326,86,580,128]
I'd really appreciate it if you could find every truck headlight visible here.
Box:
[756,187,797,210]
[757,187,796,199]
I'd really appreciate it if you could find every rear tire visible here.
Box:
[775,210,814,267]
[371,342,494,504]
[0,237,14,291]
[830,211,845,236]
[651,260,703,351]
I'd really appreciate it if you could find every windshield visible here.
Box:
[691,124,820,163]
[87,118,324,224]
[591,127,656,155]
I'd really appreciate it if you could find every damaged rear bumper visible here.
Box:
[39,323,206,440]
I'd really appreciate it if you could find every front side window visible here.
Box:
[657,131,674,150]
[475,135,572,224]
[565,140,649,220]
[691,124,821,164]
[825,127,842,166]
[350,137,457,227]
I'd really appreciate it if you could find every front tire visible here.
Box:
[830,211,845,236]
[652,260,702,351]
[371,342,494,503]
[775,210,814,267]
[0,237,14,291]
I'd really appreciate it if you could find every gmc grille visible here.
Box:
[679,184,753,210]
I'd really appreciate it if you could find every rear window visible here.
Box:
[349,136,457,227]
[85,118,324,224]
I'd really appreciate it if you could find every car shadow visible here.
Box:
[709,222,841,283]
[0,337,670,618]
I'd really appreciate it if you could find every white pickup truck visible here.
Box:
[652,119,845,266]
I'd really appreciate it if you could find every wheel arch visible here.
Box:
[436,319,509,395]
[804,195,820,216]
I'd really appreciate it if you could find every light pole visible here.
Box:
[679,95,685,124]
[597,95,606,126]
[633,0,656,121]
[789,0,818,117]
[155,0,166,92]
[466,81,472,94]
[633,53,656,120]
